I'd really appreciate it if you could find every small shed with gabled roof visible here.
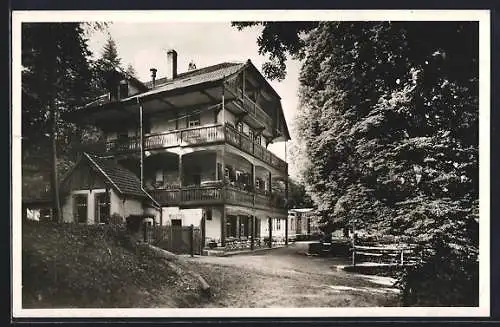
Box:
[60,153,160,225]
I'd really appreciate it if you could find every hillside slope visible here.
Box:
[22,222,204,308]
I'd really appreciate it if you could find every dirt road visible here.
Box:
[183,242,401,308]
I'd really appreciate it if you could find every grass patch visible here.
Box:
[22,221,204,308]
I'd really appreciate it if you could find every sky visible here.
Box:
[86,22,302,178]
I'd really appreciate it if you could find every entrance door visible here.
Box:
[95,192,110,224]
[74,194,88,223]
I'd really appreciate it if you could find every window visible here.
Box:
[143,118,151,134]
[226,215,237,237]
[248,129,254,140]
[254,135,261,145]
[119,80,129,99]
[188,113,200,127]
[95,192,110,224]
[217,163,223,181]
[236,122,243,132]
[276,218,281,230]
[74,194,87,223]
[155,170,164,183]
[205,208,212,221]
[240,216,249,237]
[290,218,294,230]
[255,219,261,237]
[171,219,182,226]
[192,174,201,185]
[243,124,250,135]
[255,178,262,190]
[236,170,246,185]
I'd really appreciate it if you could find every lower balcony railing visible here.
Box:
[81,123,287,172]
[149,185,286,212]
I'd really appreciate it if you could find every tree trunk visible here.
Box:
[51,103,62,223]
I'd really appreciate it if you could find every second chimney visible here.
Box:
[150,68,157,87]
[167,49,178,80]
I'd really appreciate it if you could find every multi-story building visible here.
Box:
[288,208,321,239]
[63,50,291,249]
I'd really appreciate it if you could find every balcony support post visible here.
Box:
[201,209,206,249]
[236,215,240,239]
[268,217,273,248]
[250,215,255,250]
[178,153,183,188]
[221,205,226,247]
[222,82,225,124]
[268,172,272,194]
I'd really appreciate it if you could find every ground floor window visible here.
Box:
[255,219,261,237]
[239,216,250,238]
[226,215,237,238]
[95,192,110,224]
[74,194,88,223]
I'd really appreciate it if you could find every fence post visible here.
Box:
[351,236,356,266]
[190,224,194,257]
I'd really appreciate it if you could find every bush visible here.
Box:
[397,240,479,306]
[109,213,124,226]
[125,214,154,233]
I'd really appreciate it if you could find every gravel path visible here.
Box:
[182,242,401,308]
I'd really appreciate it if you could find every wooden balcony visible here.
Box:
[224,78,273,129]
[223,123,288,172]
[149,185,287,213]
[81,124,288,173]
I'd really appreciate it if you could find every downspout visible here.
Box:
[136,97,162,222]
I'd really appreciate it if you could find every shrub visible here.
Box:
[125,214,154,233]
[109,213,124,226]
[396,239,479,306]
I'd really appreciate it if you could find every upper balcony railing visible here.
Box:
[149,184,287,213]
[81,123,287,172]
[225,79,273,128]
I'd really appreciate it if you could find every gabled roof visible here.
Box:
[111,67,149,92]
[143,62,244,90]
[83,153,150,199]
[125,61,244,101]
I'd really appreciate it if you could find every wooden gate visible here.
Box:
[151,224,202,255]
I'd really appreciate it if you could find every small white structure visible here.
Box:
[59,153,161,225]
[288,208,320,238]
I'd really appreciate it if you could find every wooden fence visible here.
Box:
[351,244,420,266]
[148,224,203,256]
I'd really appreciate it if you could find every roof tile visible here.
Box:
[86,154,148,198]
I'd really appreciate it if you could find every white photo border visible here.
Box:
[11,9,491,318]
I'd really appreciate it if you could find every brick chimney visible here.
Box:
[150,68,157,87]
[166,49,178,79]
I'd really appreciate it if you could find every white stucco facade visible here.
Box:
[61,188,151,224]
